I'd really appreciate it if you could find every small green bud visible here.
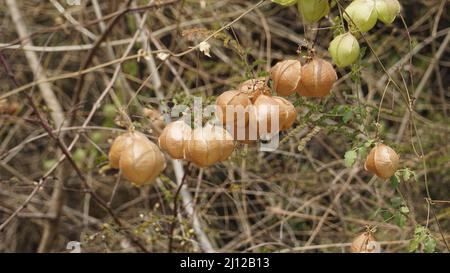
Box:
[344,0,378,32]
[43,159,57,171]
[328,33,360,67]
[375,0,401,25]
[298,0,330,23]
[102,104,117,119]
[73,148,87,163]
[90,132,104,143]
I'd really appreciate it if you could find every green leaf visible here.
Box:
[408,238,420,252]
[424,237,436,253]
[364,139,374,148]
[390,196,403,208]
[403,169,411,181]
[414,225,426,235]
[390,175,399,188]
[394,212,406,228]
[400,206,410,214]
[342,109,353,123]
[382,210,393,221]
[344,150,357,167]
[271,0,298,6]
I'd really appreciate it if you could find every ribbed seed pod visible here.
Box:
[364,143,400,179]
[272,97,297,130]
[297,0,330,23]
[328,32,361,68]
[185,124,235,167]
[108,132,147,169]
[351,232,381,253]
[270,60,302,97]
[344,0,378,32]
[215,90,252,126]
[238,77,271,102]
[158,120,192,159]
[297,58,337,98]
[249,95,282,137]
[118,134,166,186]
[375,0,401,25]
[229,122,257,144]
[211,125,235,162]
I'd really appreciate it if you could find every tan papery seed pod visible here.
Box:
[249,95,282,137]
[297,58,337,98]
[185,124,235,167]
[364,143,399,180]
[215,90,252,126]
[351,232,381,253]
[272,96,297,130]
[238,77,271,102]
[270,60,302,97]
[119,134,166,186]
[211,125,235,162]
[108,131,148,169]
[229,122,258,144]
[158,120,192,159]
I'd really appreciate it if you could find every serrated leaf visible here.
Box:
[271,0,298,6]
[344,150,357,167]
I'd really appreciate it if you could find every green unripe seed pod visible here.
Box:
[375,0,401,25]
[344,0,378,32]
[298,0,330,23]
[328,33,360,68]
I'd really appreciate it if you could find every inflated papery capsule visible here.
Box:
[364,143,399,179]
[211,125,235,162]
[109,131,148,169]
[185,124,234,167]
[328,33,361,68]
[297,0,330,23]
[119,134,166,186]
[216,90,252,126]
[229,122,258,144]
[375,0,401,25]
[238,77,271,102]
[270,60,302,97]
[249,95,282,137]
[158,120,192,159]
[344,0,378,32]
[351,232,381,253]
[272,97,296,130]
[297,58,337,98]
